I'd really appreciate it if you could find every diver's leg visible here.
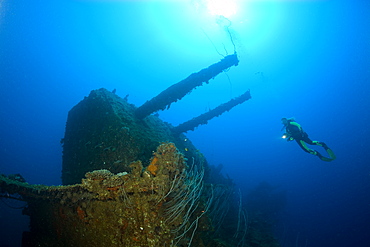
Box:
[313,141,336,161]
[296,140,317,155]
[304,139,336,161]
[312,141,329,149]
[297,134,335,161]
[302,133,329,149]
[302,133,316,145]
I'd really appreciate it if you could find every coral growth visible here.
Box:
[0,144,282,247]
[1,143,211,246]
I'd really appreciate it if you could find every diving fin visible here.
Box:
[317,148,336,162]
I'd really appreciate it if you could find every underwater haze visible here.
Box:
[0,0,369,246]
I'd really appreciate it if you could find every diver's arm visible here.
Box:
[289,122,303,132]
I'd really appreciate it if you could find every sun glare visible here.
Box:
[206,0,237,18]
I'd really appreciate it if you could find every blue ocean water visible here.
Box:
[0,0,369,246]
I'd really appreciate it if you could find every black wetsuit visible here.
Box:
[284,120,334,161]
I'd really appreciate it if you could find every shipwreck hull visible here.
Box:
[2,143,213,247]
[61,88,205,185]
[0,55,270,246]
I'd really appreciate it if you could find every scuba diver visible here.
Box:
[281,118,336,162]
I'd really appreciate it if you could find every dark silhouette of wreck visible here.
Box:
[0,54,266,247]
